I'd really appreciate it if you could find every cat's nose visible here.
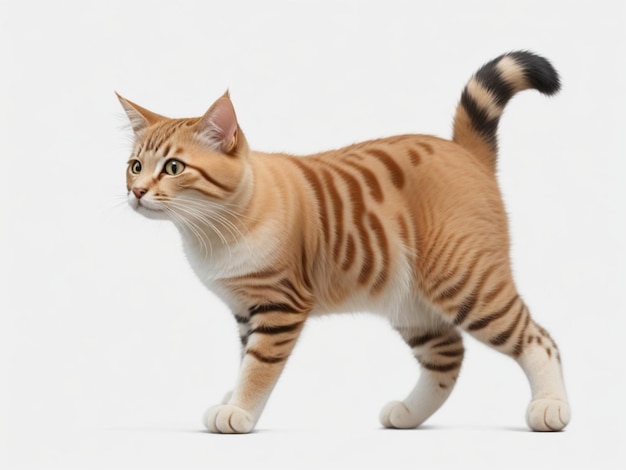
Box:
[132,187,147,199]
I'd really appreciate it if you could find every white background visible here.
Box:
[1,0,624,469]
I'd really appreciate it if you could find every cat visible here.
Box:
[118,51,570,434]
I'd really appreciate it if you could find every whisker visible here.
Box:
[165,201,231,257]
[189,200,254,257]
[166,207,212,258]
[155,194,256,260]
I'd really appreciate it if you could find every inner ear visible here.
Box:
[195,94,239,153]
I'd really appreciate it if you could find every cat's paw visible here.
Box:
[379,400,421,429]
[203,404,254,434]
[526,398,570,432]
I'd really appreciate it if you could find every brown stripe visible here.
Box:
[236,269,283,281]
[420,360,461,373]
[489,302,526,346]
[246,349,286,364]
[249,303,300,316]
[408,332,440,348]
[365,148,405,188]
[416,142,434,155]
[321,169,345,260]
[454,289,478,325]
[407,147,422,166]
[438,348,465,358]
[144,130,158,152]
[149,120,185,152]
[512,311,531,357]
[186,163,234,192]
[434,254,483,302]
[279,278,309,311]
[251,322,302,335]
[453,263,498,324]
[420,223,445,274]
[273,338,296,347]
[473,263,499,293]
[342,234,356,271]
[467,295,519,331]
[482,280,507,305]
[163,144,171,158]
[397,214,410,248]
[433,336,462,348]
[291,160,330,245]
[300,245,313,290]
[342,160,384,202]
[426,234,471,281]
[432,270,471,302]
[368,212,389,293]
[151,130,169,153]
[328,164,374,284]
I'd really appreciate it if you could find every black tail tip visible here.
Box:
[506,50,561,95]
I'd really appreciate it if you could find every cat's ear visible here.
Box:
[116,92,166,135]
[194,91,239,154]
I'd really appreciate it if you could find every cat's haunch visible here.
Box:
[118,51,569,434]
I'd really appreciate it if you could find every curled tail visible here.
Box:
[452,51,560,172]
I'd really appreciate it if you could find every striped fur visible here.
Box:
[453,51,560,172]
[119,51,569,433]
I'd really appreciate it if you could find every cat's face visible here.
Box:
[118,93,249,223]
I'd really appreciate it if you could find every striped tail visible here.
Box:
[452,51,560,172]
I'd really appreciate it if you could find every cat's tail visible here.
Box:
[452,51,560,173]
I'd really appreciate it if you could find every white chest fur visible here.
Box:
[179,218,280,285]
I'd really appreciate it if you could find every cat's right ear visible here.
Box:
[116,92,166,135]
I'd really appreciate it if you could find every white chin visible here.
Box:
[136,205,169,220]
[138,207,169,220]
[129,200,169,220]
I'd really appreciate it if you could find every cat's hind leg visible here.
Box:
[456,290,570,431]
[518,322,570,432]
[380,325,464,429]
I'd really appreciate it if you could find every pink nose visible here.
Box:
[132,187,147,199]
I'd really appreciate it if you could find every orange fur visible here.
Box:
[119,51,569,433]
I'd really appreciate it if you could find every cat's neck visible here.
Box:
[175,152,287,280]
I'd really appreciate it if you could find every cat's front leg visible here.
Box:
[204,303,309,433]
[217,314,251,406]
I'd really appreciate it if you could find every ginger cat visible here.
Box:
[118,51,570,433]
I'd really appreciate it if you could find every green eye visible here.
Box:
[164,159,185,176]
[130,160,142,174]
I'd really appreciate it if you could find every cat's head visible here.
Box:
[117,92,250,222]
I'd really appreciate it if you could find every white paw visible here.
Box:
[203,404,254,434]
[380,401,421,429]
[526,398,570,432]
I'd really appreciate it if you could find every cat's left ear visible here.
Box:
[116,92,166,135]
[195,91,239,154]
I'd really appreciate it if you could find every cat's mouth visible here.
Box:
[128,196,169,220]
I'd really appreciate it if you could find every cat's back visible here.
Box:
[302,133,504,226]
[250,134,508,312]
